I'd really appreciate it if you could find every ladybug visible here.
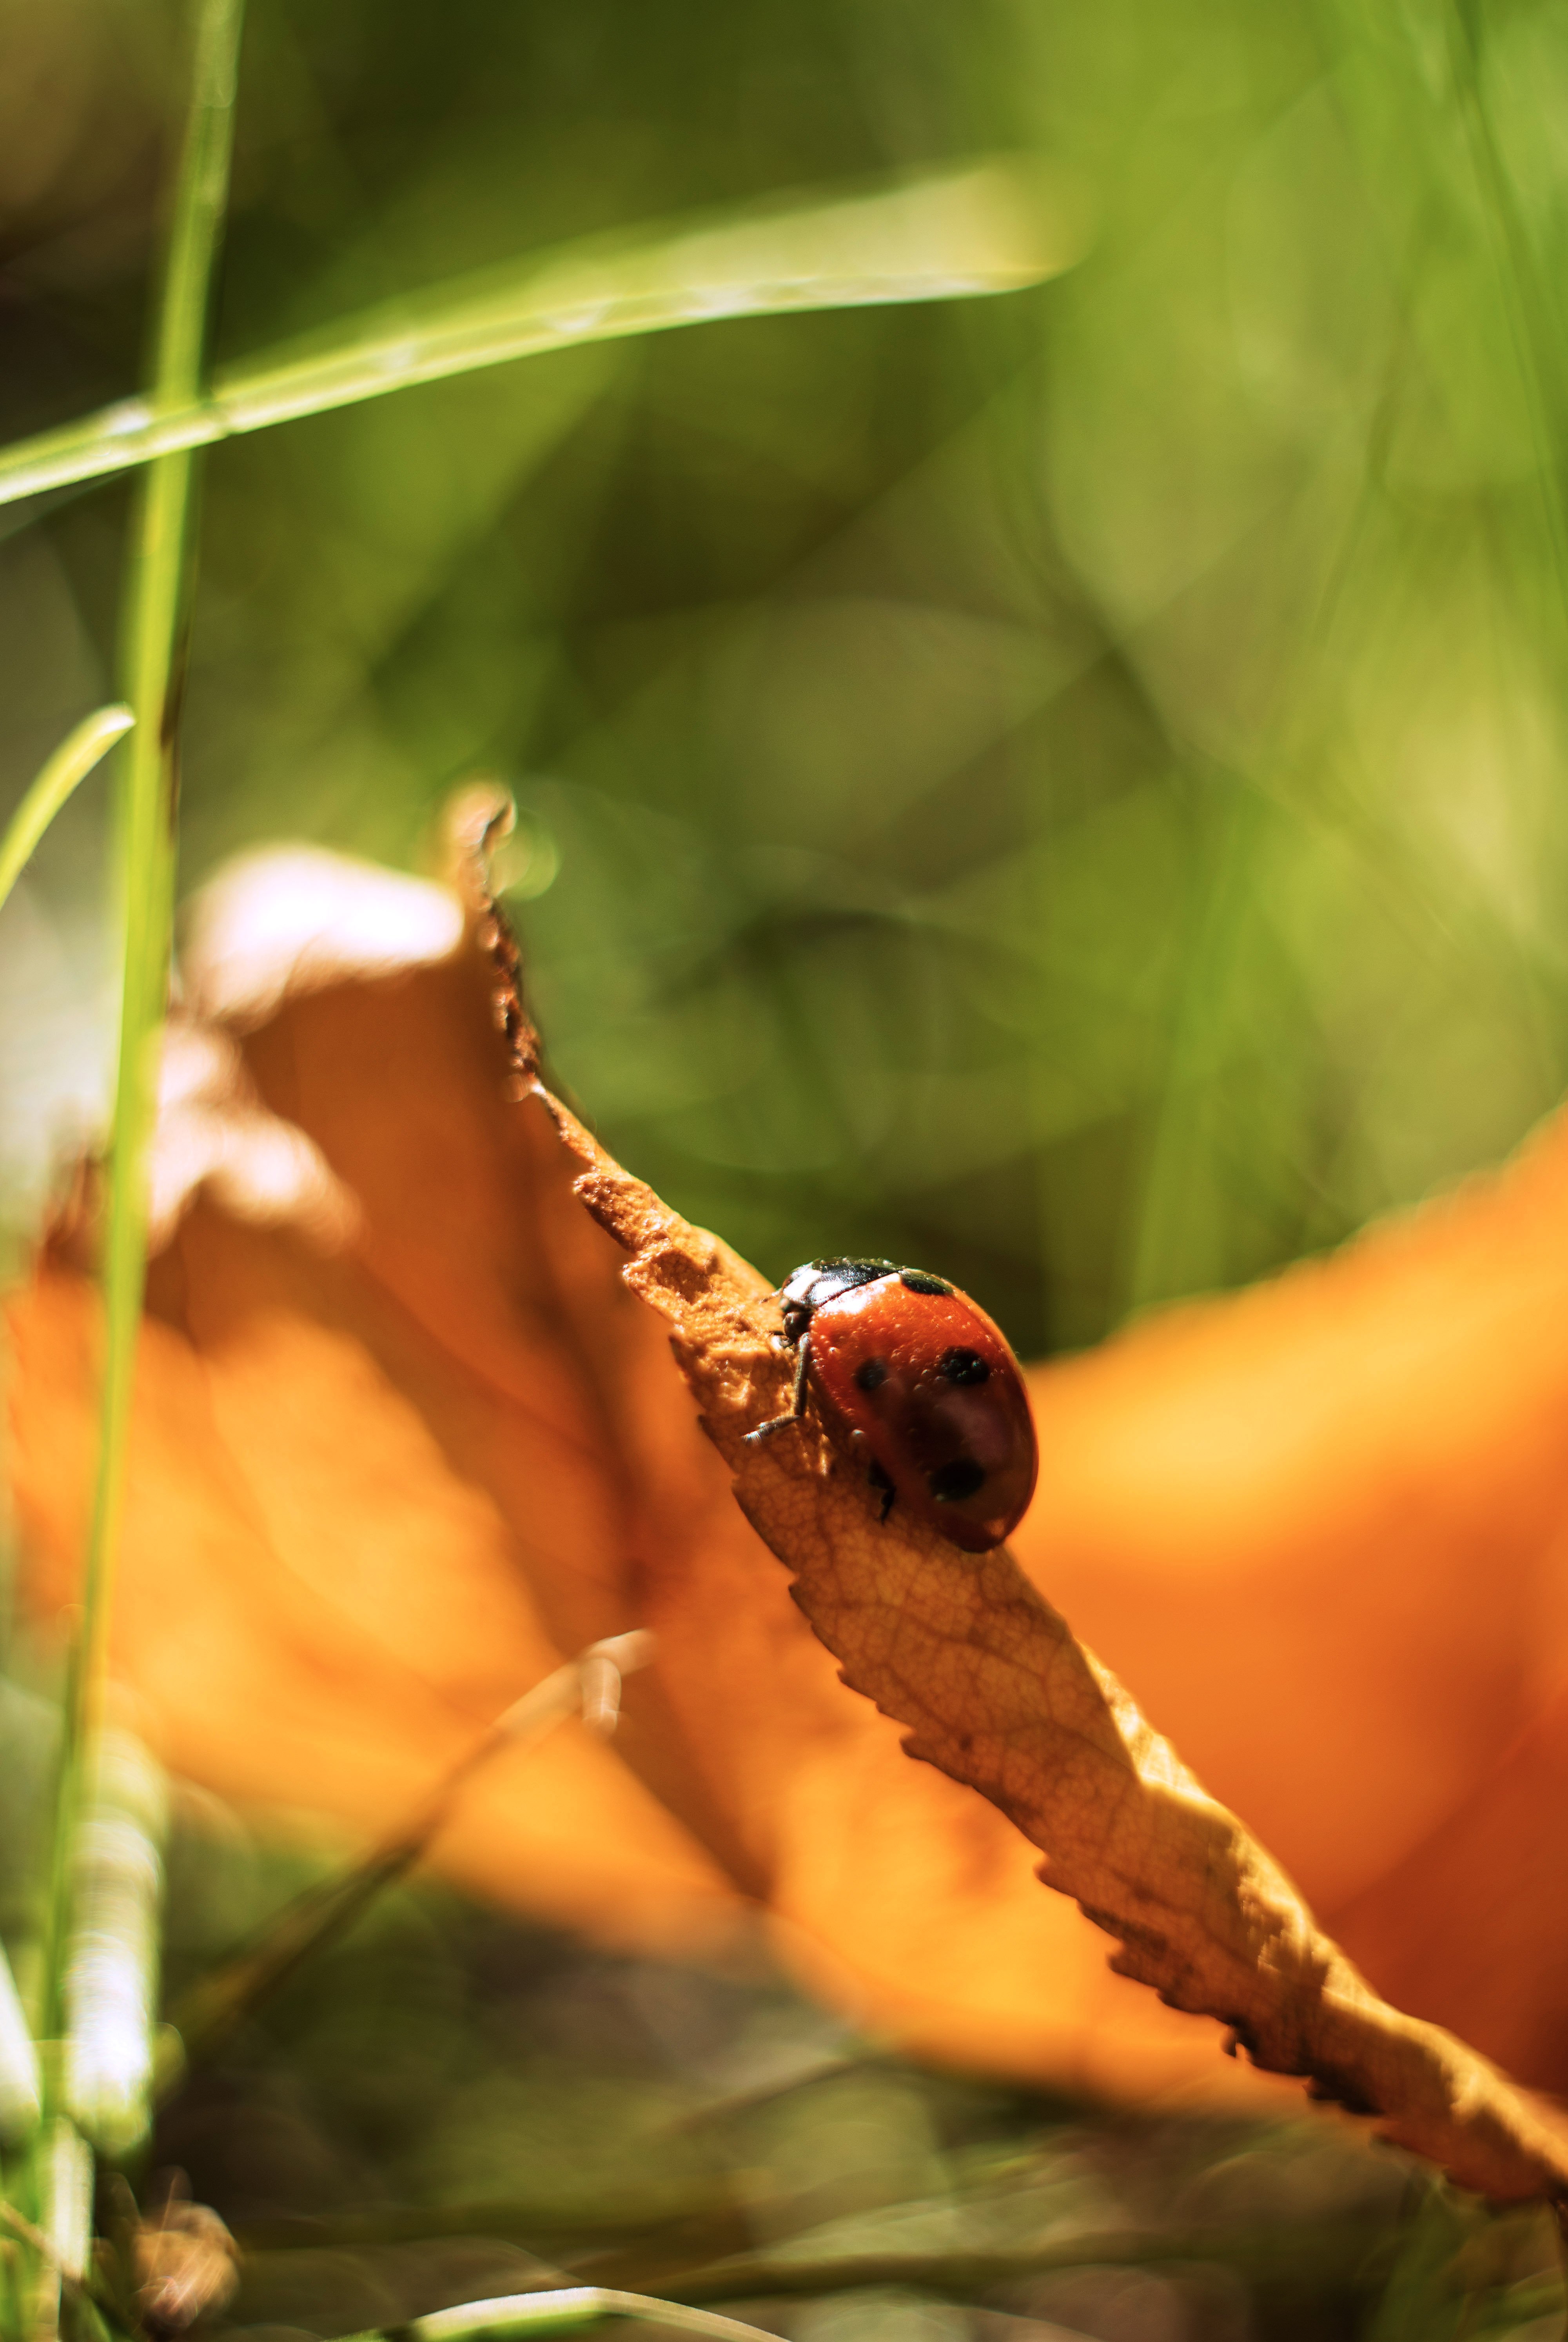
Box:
[746,1257,1038,1553]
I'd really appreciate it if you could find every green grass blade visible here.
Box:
[152,0,246,409]
[26,2120,93,2342]
[61,1730,168,2155]
[340,2288,789,2342]
[0,161,1086,510]
[35,0,247,2065]
[0,1946,40,2146]
[0,707,134,918]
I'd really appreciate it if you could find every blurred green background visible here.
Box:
[10,0,1568,1354]
[5,1,1568,2335]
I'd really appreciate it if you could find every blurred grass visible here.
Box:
[0,707,132,919]
[146,1807,1436,2342]
[0,167,1079,507]
[140,1795,1568,2342]
[6,0,1568,2335]
[9,0,1568,1354]
[37,0,245,2102]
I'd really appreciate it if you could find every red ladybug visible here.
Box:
[746,1257,1038,1552]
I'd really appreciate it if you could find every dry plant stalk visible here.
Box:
[452,788,1568,2209]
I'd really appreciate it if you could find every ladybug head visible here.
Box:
[776,1257,960,1344]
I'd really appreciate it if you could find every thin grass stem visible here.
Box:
[0,163,1083,512]
[0,710,135,921]
[26,2123,92,2342]
[35,0,247,2075]
[0,1951,39,2151]
[340,2289,788,2342]
[62,1732,167,2156]
[166,1632,652,2080]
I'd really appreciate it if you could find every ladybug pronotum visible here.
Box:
[746,1257,1038,1552]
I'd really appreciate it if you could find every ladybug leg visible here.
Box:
[867,1458,896,1522]
[746,1334,812,1443]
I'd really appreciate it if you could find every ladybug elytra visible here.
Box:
[746,1257,1038,1552]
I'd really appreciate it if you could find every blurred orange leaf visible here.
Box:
[12,807,1568,2166]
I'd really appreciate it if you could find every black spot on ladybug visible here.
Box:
[854,1357,889,1393]
[900,1269,953,1296]
[938,1346,989,1385]
[928,1458,986,1503]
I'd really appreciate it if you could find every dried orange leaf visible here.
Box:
[451,819,1568,2206]
[8,1232,745,1960]
[22,829,1219,2101]
[24,800,1568,2147]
